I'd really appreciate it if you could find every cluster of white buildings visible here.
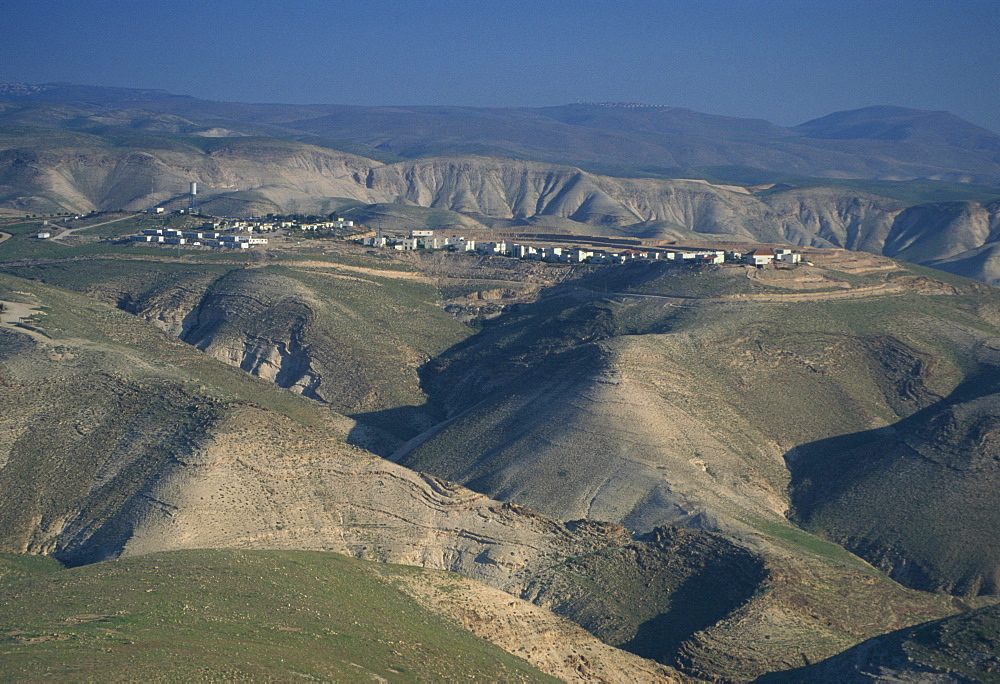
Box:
[180,218,355,233]
[362,230,477,252]
[291,218,355,231]
[197,219,281,233]
[129,228,268,249]
[361,231,803,268]
[361,231,731,264]
[484,241,728,265]
[738,248,802,266]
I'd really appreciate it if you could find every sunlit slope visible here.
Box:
[6,121,1000,282]
[180,264,471,437]
[0,273,623,577]
[9,250,998,600]
[0,550,554,682]
[401,257,1000,596]
[4,258,473,444]
[0,263,971,681]
[0,274,696,680]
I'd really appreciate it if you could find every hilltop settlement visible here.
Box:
[360,229,802,267]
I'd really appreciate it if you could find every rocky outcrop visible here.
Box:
[390,567,686,683]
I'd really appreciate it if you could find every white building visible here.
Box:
[745,249,775,266]
[775,249,801,264]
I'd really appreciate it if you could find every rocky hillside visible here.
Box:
[0,258,974,681]
[9,248,1000,603]
[397,255,1000,598]
[4,129,1000,283]
[763,602,1000,682]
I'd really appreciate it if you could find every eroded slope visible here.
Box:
[401,258,1000,599]
[0,266,970,681]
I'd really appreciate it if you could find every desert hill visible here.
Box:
[794,105,1000,151]
[0,550,556,681]
[7,245,1000,601]
[5,81,1000,289]
[1,81,1000,677]
[763,602,1000,682]
[396,255,1000,598]
[0,244,982,680]
[4,121,1000,283]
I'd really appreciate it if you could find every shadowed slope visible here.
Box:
[402,259,1000,599]
[788,367,1000,596]
[0,263,971,681]
[761,602,1000,683]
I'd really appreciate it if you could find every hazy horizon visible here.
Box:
[3,0,999,132]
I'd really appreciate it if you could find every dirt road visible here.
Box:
[54,215,134,242]
[0,299,49,342]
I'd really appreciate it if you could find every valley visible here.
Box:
[0,223,997,680]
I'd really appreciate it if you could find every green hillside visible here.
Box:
[0,549,552,682]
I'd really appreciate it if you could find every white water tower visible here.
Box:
[189,182,198,213]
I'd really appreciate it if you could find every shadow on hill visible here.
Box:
[755,603,1000,683]
[784,363,1000,595]
[344,286,618,450]
[528,528,768,666]
[345,403,445,454]
[620,558,765,663]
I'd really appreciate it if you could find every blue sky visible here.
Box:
[4,0,999,131]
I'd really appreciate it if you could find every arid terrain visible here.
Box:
[0,81,998,682]
[2,84,1000,285]
[0,215,997,680]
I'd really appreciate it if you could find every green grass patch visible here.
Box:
[0,554,63,587]
[0,258,238,291]
[274,249,420,271]
[0,549,552,682]
[738,514,883,576]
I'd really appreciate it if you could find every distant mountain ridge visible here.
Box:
[5,81,1000,284]
[2,80,999,183]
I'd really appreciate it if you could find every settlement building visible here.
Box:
[745,249,775,266]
